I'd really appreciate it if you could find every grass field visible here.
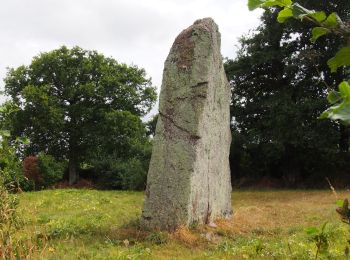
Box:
[4,189,350,259]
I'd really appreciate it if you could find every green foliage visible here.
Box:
[0,128,30,191]
[247,0,350,125]
[226,0,350,184]
[305,223,330,258]
[320,82,350,124]
[145,114,158,137]
[327,47,350,73]
[87,110,152,190]
[94,157,149,191]
[277,7,293,22]
[311,27,329,43]
[3,46,157,185]
[0,140,23,191]
[248,0,292,11]
[38,153,66,188]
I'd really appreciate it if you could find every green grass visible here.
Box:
[7,189,350,259]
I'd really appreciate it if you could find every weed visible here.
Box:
[0,177,47,259]
[146,232,168,245]
[305,222,331,259]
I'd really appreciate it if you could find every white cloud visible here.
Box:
[0,0,263,116]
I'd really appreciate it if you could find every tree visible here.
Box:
[225,0,350,186]
[248,0,350,124]
[145,114,158,137]
[4,46,157,185]
[0,103,30,191]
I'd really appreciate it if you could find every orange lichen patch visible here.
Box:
[173,27,195,71]
[171,225,199,246]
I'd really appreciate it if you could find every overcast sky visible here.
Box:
[0,0,262,117]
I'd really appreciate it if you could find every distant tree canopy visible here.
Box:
[225,0,350,187]
[3,46,157,185]
[145,114,158,137]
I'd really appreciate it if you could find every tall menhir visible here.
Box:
[141,18,232,230]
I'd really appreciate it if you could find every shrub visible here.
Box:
[22,154,66,189]
[1,140,30,192]
[95,158,148,190]
[38,153,66,188]
[23,156,41,188]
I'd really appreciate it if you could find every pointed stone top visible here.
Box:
[193,17,218,31]
[141,18,231,230]
[172,17,220,72]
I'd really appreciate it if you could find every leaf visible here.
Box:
[320,82,350,124]
[15,137,30,145]
[277,8,293,23]
[263,0,292,8]
[327,91,342,104]
[291,3,314,19]
[248,0,292,10]
[309,11,327,23]
[338,81,350,97]
[319,110,330,119]
[248,0,264,10]
[311,27,329,43]
[320,102,350,125]
[327,47,350,73]
[324,12,339,28]
[0,130,10,137]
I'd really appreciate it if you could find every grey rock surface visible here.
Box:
[141,18,232,230]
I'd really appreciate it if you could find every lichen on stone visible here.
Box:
[141,18,232,231]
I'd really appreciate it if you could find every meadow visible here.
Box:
[4,189,350,259]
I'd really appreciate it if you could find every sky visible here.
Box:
[0,0,263,117]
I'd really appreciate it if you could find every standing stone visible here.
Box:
[141,18,232,230]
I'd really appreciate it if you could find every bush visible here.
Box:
[23,156,41,188]
[1,140,31,192]
[38,153,66,188]
[22,154,66,189]
[95,158,148,190]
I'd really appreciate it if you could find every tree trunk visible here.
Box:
[68,157,78,185]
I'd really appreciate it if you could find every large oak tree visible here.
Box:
[4,46,157,185]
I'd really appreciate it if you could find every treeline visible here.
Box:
[225,0,350,188]
[2,0,350,191]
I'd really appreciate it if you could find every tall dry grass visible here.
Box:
[0,179,47,260]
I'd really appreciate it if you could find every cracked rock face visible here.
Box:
[141,18,232,230]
